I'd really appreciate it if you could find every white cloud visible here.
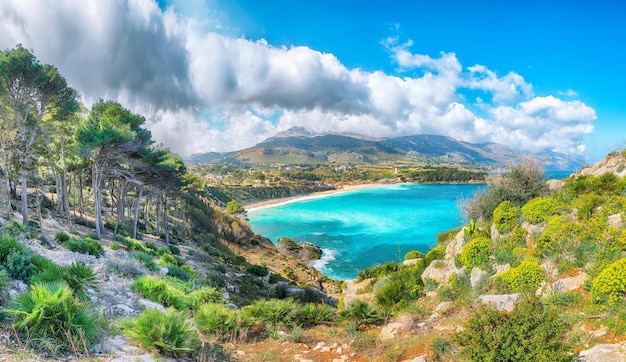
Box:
[0,0,597,157]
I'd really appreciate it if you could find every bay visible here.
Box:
[247,184,482,280]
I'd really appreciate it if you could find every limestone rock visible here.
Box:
[608,213,623,228]
[578,342,626,362]
[470,267,488,289]
[402,257,422,266]
[579,154,626,178]
[380,322,405,341]
[277,238,322,262]
[553,272,589,293]
[478,294,519,312]
[401,357,427,362]
[444,229,466,259]
[342,278,374,307]
[421,259,465,285]
[491,263,511,278]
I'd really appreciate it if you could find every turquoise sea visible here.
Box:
[248,184,482,280]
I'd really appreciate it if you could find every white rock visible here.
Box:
[478,294,519,312]
[138,298,167,312]
[380,322,405,341]
[608,213,623,228]
[470,267,488,289]
[158,267,169,276]
[434,301,454,314]
[444,229,466,259]
[401,356,427,362]
[578,342,626,362]
[552,272,589,293]
[421,259,465,285]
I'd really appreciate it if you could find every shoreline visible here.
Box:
[245,183,389,213]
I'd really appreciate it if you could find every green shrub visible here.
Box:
[166,265,192,282]
[194,303,246,339]
[459,237,491,270]
[131,276,187,310]
[495,259,545,293]
[2,221,35,238]
[242,299,298,327]
[187,287,222,310]
[438,273,472,302]
[109,242,119,250]
[536,215,579,256]
[64,237,104,257]
[0,268,9,305]
[590,257,626,305]
[521,197,558,224]
[575,193,603,219]
[246,264,269,277]
[5,250,34,282]
[54,231,71,243]
[122,308,199,357]
[403,250,425,260]
[121,237,149,253]
[144,242,158,252]
[225,200,245,214]
[493,200,520,233]
[436,227,462,244]
[374,264,424,308]
[340,300,384,326]
[294,303,337,326]
[356,261,399,282]
[6,281,101,352]
[129,251,158,271]
[63,262,99,300]
[0,235,24,263]
[168,245,181,256]
[105,257,145,278]
[455,294,570,362]
[424,244,446,266]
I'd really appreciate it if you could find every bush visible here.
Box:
[6,281,101,352]
[54,231,71,243]
[225,200,245,214]
[5,250,34,282]
[64,237,104,257]
[121,237,149,253]
[459,237,491,270]
[0,268,9,305]
[105,257,145,278]
[403,250,425,260]
[424,244,446,266]
[495,259,545,293]
[166,265,192,282]
[356,262,399,282]
[294,303,337,326]
[340,300,384,326]
[493,200,520,233]
[246,264,269,277]
[122,308,199,357]
[521,197,558,224]
[590,257,626,305]
[374,264,424,308]
[0,235,24,263]
[63,262,99,300]
[462,159,548,221]
[194,303,246,339]
[187,287,222,310]
[131,276,188,310]
[129,251,158,271]
[536,215,578,256]
[242,299,298,327]
[109,242,119,250]
[455,294,570,362]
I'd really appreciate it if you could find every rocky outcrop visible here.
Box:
[277,237,323,263]
[478,294,519,312]
[421,228,466,285]
[608,213,623,228]
[421,259,465,285]
[380,313,415,341]
[470,267,488,289]
[578,342,626,362]
[579,154,626,178]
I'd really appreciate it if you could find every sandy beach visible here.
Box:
[245,183,390,213]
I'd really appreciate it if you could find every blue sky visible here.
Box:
[1,0,624,162]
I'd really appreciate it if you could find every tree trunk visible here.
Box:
[155,198,160,236]
[35,183,42,229]
[132,185,143,239]
[163,194,169,245]
[65,174,72,228]
[78,169,85,219]
[20,170,28,226]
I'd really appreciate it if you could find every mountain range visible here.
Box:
[187,127,583,169]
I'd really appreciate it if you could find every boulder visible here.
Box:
[380,313,415,341]
[421,259,465,285]
[553,272,589,293]
[578,342,626,362]
[608,213,623,228]
[444,229,466,259]
[277,238,323,262]
[478,294,519,312]
[470,267,488,289]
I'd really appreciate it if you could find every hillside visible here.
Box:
[187,127,584,169]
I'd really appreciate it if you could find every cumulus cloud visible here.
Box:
[0,0,597,157]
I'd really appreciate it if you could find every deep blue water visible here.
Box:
[248,184,481,280]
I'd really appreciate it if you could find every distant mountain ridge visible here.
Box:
[187,127,583,169]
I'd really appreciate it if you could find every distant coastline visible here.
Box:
[244,183,388,213]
